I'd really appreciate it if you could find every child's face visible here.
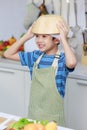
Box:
[35,34,58,55]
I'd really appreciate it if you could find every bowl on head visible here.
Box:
[32,14,69,34]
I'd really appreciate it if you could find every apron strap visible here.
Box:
[52,50,60,68]
[35,50,60,71]
[52,50,60,75]
[35,53,44,65]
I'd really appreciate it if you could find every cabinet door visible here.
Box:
[65,77,87,130]
[0,67,25,117]
[24,71,31,117]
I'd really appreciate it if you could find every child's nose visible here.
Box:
[37,36,43,41]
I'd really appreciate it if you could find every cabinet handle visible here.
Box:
[0,68,15,74]
[77,80,87,86]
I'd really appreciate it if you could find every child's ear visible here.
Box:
[54,38,60,45]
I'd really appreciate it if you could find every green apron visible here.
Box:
[28,51,65,126]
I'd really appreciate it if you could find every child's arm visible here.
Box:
[3,26,34,61]
[57,21,77,69]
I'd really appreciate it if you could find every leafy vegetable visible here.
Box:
[8,118,48,130]
[40,120,48,125]
[8,118,34,130]
[36,120,48,126]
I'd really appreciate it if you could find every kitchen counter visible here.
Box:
[0,58,87,79]
[68,63,87,80]
[64,63,87,130]
[0,57,31,117]
[0,57,28,71]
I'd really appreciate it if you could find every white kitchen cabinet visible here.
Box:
[0,67,31,117]
[65,76,87,130]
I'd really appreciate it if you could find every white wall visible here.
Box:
[0,0,27,40]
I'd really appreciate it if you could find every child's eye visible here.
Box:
[36,34,39,37]
[42,35,48,38]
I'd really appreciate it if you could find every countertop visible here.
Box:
[0,112,74,130]
[0,57,28,71]
[68,63,87,80]
[0,58,87,79]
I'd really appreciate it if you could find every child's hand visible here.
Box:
[23,24,34,41]
[56,20,69,43]
[25,25,34,39]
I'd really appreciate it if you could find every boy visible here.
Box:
[4,15,77,126]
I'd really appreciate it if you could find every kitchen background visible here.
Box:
[0,0,87,62]
[0,0,87,40]
[0,0,87,130]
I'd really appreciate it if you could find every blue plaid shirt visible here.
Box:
[19,50,74,98]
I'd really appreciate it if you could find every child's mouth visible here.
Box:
[38,44,45,49]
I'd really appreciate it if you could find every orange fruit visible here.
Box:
[24,124,38,130]
[35,123,45,130]
[8,36,16,45]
